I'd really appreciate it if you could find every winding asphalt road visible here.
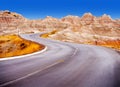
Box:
[0,34,120,87]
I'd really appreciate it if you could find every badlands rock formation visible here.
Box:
[0,10,25,35]
[0,10,120,50]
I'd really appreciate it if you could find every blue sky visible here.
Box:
[0,0,119,19]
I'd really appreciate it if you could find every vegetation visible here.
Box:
[94,40,120,50]
[41,30,57,38]
[82,40,120,50]
[41,31,120,51]
[0,34,45,58]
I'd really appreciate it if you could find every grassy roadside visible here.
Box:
[0,34,45,58]
[41,31,120,51]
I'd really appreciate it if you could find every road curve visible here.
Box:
[0,33,120,87]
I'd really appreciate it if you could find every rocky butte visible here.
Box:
[0,10,120,50]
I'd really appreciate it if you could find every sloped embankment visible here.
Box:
[41,31,120,51]
[0,34,45,58]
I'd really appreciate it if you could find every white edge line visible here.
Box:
[0,46,47,61]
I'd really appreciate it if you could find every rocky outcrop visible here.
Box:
[80,13,95,25]
[0,10,25,35]
[37,16,69,31]
[0,11,119,35]
[0,11,120,50]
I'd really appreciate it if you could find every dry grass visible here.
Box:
[41,30,57,38]
[78,40,120,51]
[41,31,120,51]
[0,34,45,58]
[94,40,120,50]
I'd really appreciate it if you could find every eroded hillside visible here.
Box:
[0,34,45,58]
[0,10,120,50]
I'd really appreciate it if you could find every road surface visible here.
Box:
[0,33,120,87]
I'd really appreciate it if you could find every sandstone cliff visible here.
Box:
[0,10,25,35]
[0,11,120,50]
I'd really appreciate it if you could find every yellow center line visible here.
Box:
[0,60,64,87]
